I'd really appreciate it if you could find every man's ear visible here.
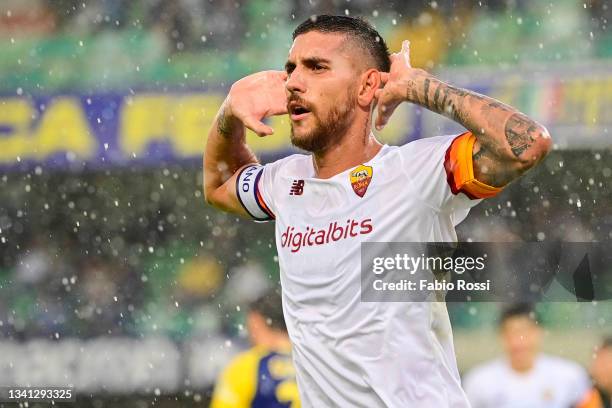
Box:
[357,68,382,108]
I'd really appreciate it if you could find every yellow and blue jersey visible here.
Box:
[210,345,300,408]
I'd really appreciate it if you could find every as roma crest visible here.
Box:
[349,165,373,198]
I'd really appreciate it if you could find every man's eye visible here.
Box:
[314,65,325,71]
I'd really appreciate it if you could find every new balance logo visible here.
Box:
[289,179,304,196]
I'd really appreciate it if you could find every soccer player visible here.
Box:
[204,15,551,407]
[210,291,300,408]
[463,303,596,408]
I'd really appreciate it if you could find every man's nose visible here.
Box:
[285,68,306,94]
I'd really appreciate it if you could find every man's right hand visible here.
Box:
[225,70,288,137]
[204,70,288,216]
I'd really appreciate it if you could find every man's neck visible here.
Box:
[509,356,537,374]
[257,333,292,353]
[312,127,383,179]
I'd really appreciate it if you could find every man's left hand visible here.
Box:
[374,40,431,130]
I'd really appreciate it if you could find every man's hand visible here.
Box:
[373,40,551,187]
[204,70,288,216]
[223,70,288,137]
[374,40,428,130]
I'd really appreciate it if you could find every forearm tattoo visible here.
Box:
[472,142,487,162]
[504,112,539,158]
[424,82,485,125]
[423,78,431,108]
[217,107,233,137]
[415,79,542,159]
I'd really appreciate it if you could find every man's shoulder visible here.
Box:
[382,135,459,179]
[464,358,506,383]
[262,153,311,176]
[539,354,588,378]
[398,135,457,152]
[392,135,458,167]
[225,346,268,375]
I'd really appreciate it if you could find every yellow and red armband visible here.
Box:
[575,388,604,408]
[444,132,503,200]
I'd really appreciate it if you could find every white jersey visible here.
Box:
[463,354,592,408]
[236,132,500,407]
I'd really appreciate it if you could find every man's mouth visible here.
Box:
[288,102,311,121]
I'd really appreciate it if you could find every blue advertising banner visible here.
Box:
[1,66,611,170]
[0,91,412,170]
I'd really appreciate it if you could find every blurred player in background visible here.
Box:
[210,290,300,408]
[590,336,612,408]
[204,14,551,407]
[463,303,598,408]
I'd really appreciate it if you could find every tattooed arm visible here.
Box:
[204,70,287,213]
[203,102,257,214]
[407,77,550,186]
[375,41,551,187]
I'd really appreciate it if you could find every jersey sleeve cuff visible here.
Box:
[236,165,275,221]
[444,132,503,199]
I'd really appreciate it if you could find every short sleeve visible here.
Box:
[210,351,259,408]
[398,132,503,214]
[576,388,604,408]
[235,164,276,222]
[568,365,594,407]
[462,368,490,408]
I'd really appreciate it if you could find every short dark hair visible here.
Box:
[292,15,391,72]
[499,303,539,327]
[601,336,612,349]
[249,289,286,331]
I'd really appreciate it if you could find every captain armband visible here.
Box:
[236,165,275,221]
[444,132,503,199]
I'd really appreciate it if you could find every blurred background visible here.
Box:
[0,0,610,406]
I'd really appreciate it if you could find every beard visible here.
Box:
[289,90,357,153]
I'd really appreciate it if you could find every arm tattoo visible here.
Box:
[481,100,513,129]
[425,82,485,125]
[217,107,233,137]
[504,112,538,158]
[432,85,442,112]
[421,79,542,158]
[405,79,421,105]
[472,143,487,162]
[408,75,548,183]
[423,78,431,108]
[472,142,511,187]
